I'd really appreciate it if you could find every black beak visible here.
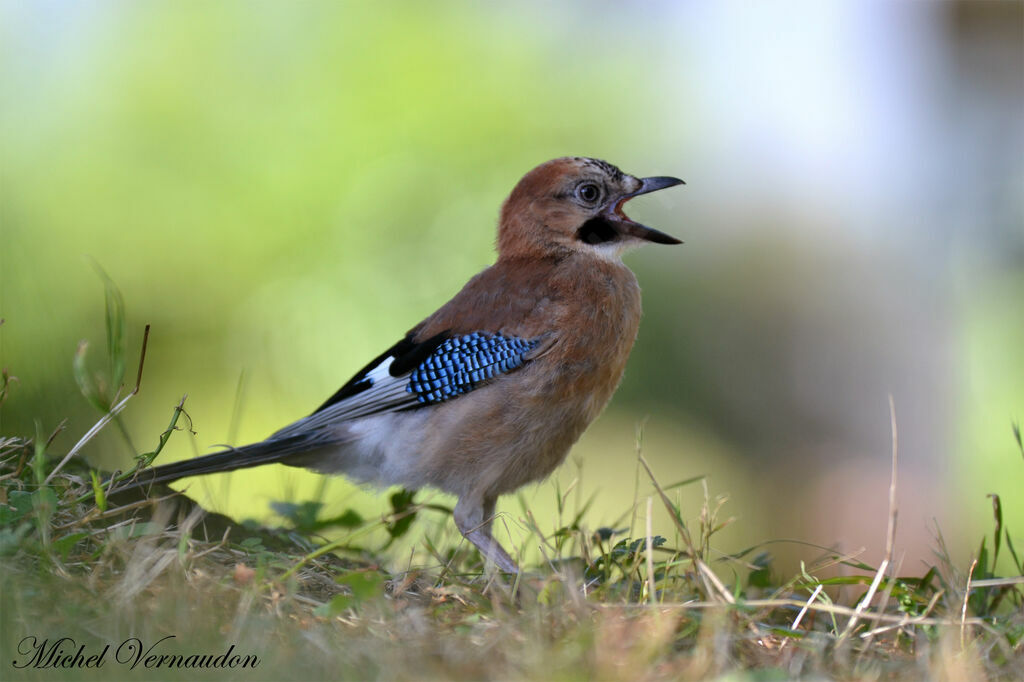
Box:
[609,176,685,245]
[631,176,686,197]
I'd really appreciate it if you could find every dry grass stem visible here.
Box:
[645,495,656,605]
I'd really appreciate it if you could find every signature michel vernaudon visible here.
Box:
[11,635,259,671]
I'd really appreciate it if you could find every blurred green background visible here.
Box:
[1,1,1021,573]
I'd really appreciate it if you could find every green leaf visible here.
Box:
[92,262,126,391]
[988,493,1002,570]
[1005,527,1022,574]
[90,470,107,512]
[110,522,162,539]
[0,523,32,555]
[611,536,667,559]
[0,490,35,525]
[72,265,128,412]
[52,532,88,561]
[314,594,353,617]
[797,576,875,587]
[593,527,622,542]
[335,571,384,602]
[969,537,992,616]
[386,488,417,540]
[32,421,48,486]
[838,558,878,572]
[748,552,773,589]
[32,487,58,525]
[271,500,324,532]
[315,572,385,616]
[73,340,106,411]
[239,536,266,553]
[661,474,707,491]
[976,536,989,580]
[317,509,365,529]
[270,500,364,533]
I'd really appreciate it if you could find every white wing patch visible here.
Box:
[270,331,541,440]
[271,356,419,438]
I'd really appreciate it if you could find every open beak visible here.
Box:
[606,176,685,245]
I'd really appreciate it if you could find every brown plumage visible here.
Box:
[113,157,684,574]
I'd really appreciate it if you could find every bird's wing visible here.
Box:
[112,330,543,491]
[271,330,541,437]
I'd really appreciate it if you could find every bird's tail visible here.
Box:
[109,434,320,494]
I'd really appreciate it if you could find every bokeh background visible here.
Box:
[2,1,1021,575]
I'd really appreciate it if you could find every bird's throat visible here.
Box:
[576,216,620,245]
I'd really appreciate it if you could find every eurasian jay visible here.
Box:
[116,157,684,573]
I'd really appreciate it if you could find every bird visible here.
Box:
[114,157,684,573]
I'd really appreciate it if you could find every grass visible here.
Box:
[1,294,1023,681]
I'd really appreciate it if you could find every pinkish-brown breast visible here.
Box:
[407,252,644,498]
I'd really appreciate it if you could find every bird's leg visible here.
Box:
[453,495,519,574]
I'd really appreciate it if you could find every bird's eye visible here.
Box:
[575,182,602,204]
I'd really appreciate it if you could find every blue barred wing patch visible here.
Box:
[407,332,539,404]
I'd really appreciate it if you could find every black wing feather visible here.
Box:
[312,330,450,415]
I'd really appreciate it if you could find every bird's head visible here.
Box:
[497,157,684,260]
